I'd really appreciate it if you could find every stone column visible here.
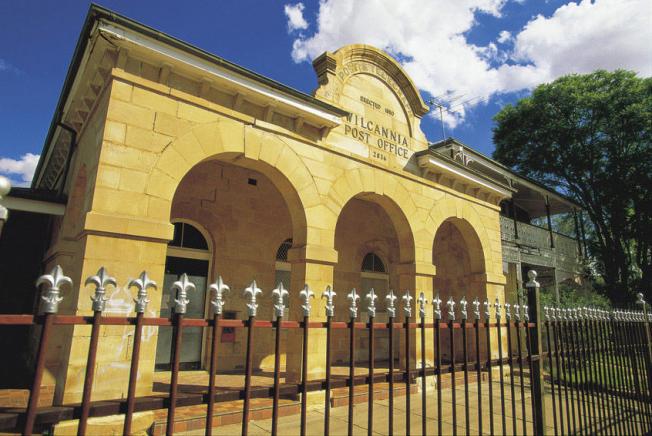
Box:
[485,273,508,360]
[286,244,337,383]
[412,263,435,369]
[388,262,421,371]
[45,214,172,405]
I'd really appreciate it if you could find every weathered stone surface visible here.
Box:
[43,42,507,404]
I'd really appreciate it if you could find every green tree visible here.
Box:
[493,70,652,304]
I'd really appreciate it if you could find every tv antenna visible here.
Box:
[427,94,487,141]
[427,98,448,141]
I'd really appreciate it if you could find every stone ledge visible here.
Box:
[83,211,174,242]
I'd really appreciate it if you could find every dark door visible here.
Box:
[155,256,208,371]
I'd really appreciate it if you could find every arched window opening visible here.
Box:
[276,238,292,262]
[170,222,209,251]
[360,252,389,318]
[361,252,386,273]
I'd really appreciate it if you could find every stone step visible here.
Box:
[330,383,418,408]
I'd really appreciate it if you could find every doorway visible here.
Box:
[155,222,211,371]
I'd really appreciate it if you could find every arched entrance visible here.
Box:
[433,217,486,360]
[333,194,415,364]
[160,156,306,372]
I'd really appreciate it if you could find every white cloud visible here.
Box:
[284,3,309,32]
[288,0,652,127]
[497,30,512,44]
[0,153,40,185]
[512,0,652,80]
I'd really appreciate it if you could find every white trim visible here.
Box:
[361,271,389,280]
[3,196,66,216]
[166,246,211,261]
[97,22,342,128]
[417,155,511,197]
[170,218,214,254]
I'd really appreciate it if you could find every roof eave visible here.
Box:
[33,3,348,188]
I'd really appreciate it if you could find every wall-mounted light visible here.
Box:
[0,175,11,237]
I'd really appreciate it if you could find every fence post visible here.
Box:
[526,270,546,435]
[636,293,652,367]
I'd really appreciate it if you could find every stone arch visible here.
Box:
[145,120,322,248]
[325,166,418,264]
[314,44,430,121]
[425,197,494,275]
[432,217,486,276]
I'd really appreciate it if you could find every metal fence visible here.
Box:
[0,265,649,435]
[543,306,652,435]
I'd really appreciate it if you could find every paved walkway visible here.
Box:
[180,379,648,435]
[184,381,542,435]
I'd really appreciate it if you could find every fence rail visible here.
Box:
[0,266,650,435]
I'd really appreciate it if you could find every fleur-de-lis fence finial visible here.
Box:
[494,297,502,320]
[433,293,442,320]
[209,276,230,316]
[322,286,336,317]
[171,273,194,315]
[402,291,413,318]
[244,280,262,317]
[447,296,456,321]
[459,296,468,320]
[418,292,428,319]
[37,265,73,314]
[86,266,116,312]
[386,290,397,318]
[272,282,289,318]
[348,288,360,319]
[484,298,491,320]
[366,288,378,318]
[300,284,315,317]
[505,302,512,321]
[523,304,529,321]
[129,271,157,314]
[544,306,550,321]
[514,303,521,322]
[637,292,647,307]
[472,297,480,321]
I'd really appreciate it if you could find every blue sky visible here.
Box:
[1,0,650,186]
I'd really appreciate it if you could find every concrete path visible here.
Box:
[185,379,649,435]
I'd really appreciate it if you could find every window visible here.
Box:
[361,252,386,273]
[170,222,208,250]
[157,221,210,371]
[360,252,389,317]
[275,238,292,262]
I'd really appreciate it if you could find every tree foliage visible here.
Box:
[493,70,652,304]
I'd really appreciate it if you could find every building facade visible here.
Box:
[0,6,583,406]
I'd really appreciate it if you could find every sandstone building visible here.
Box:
[0,5,584,405]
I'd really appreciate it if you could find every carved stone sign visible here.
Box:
[313,45,430,169]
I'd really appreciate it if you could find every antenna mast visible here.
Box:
[428,98,447,141]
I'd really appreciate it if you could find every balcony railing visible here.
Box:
[500,216,580,263]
